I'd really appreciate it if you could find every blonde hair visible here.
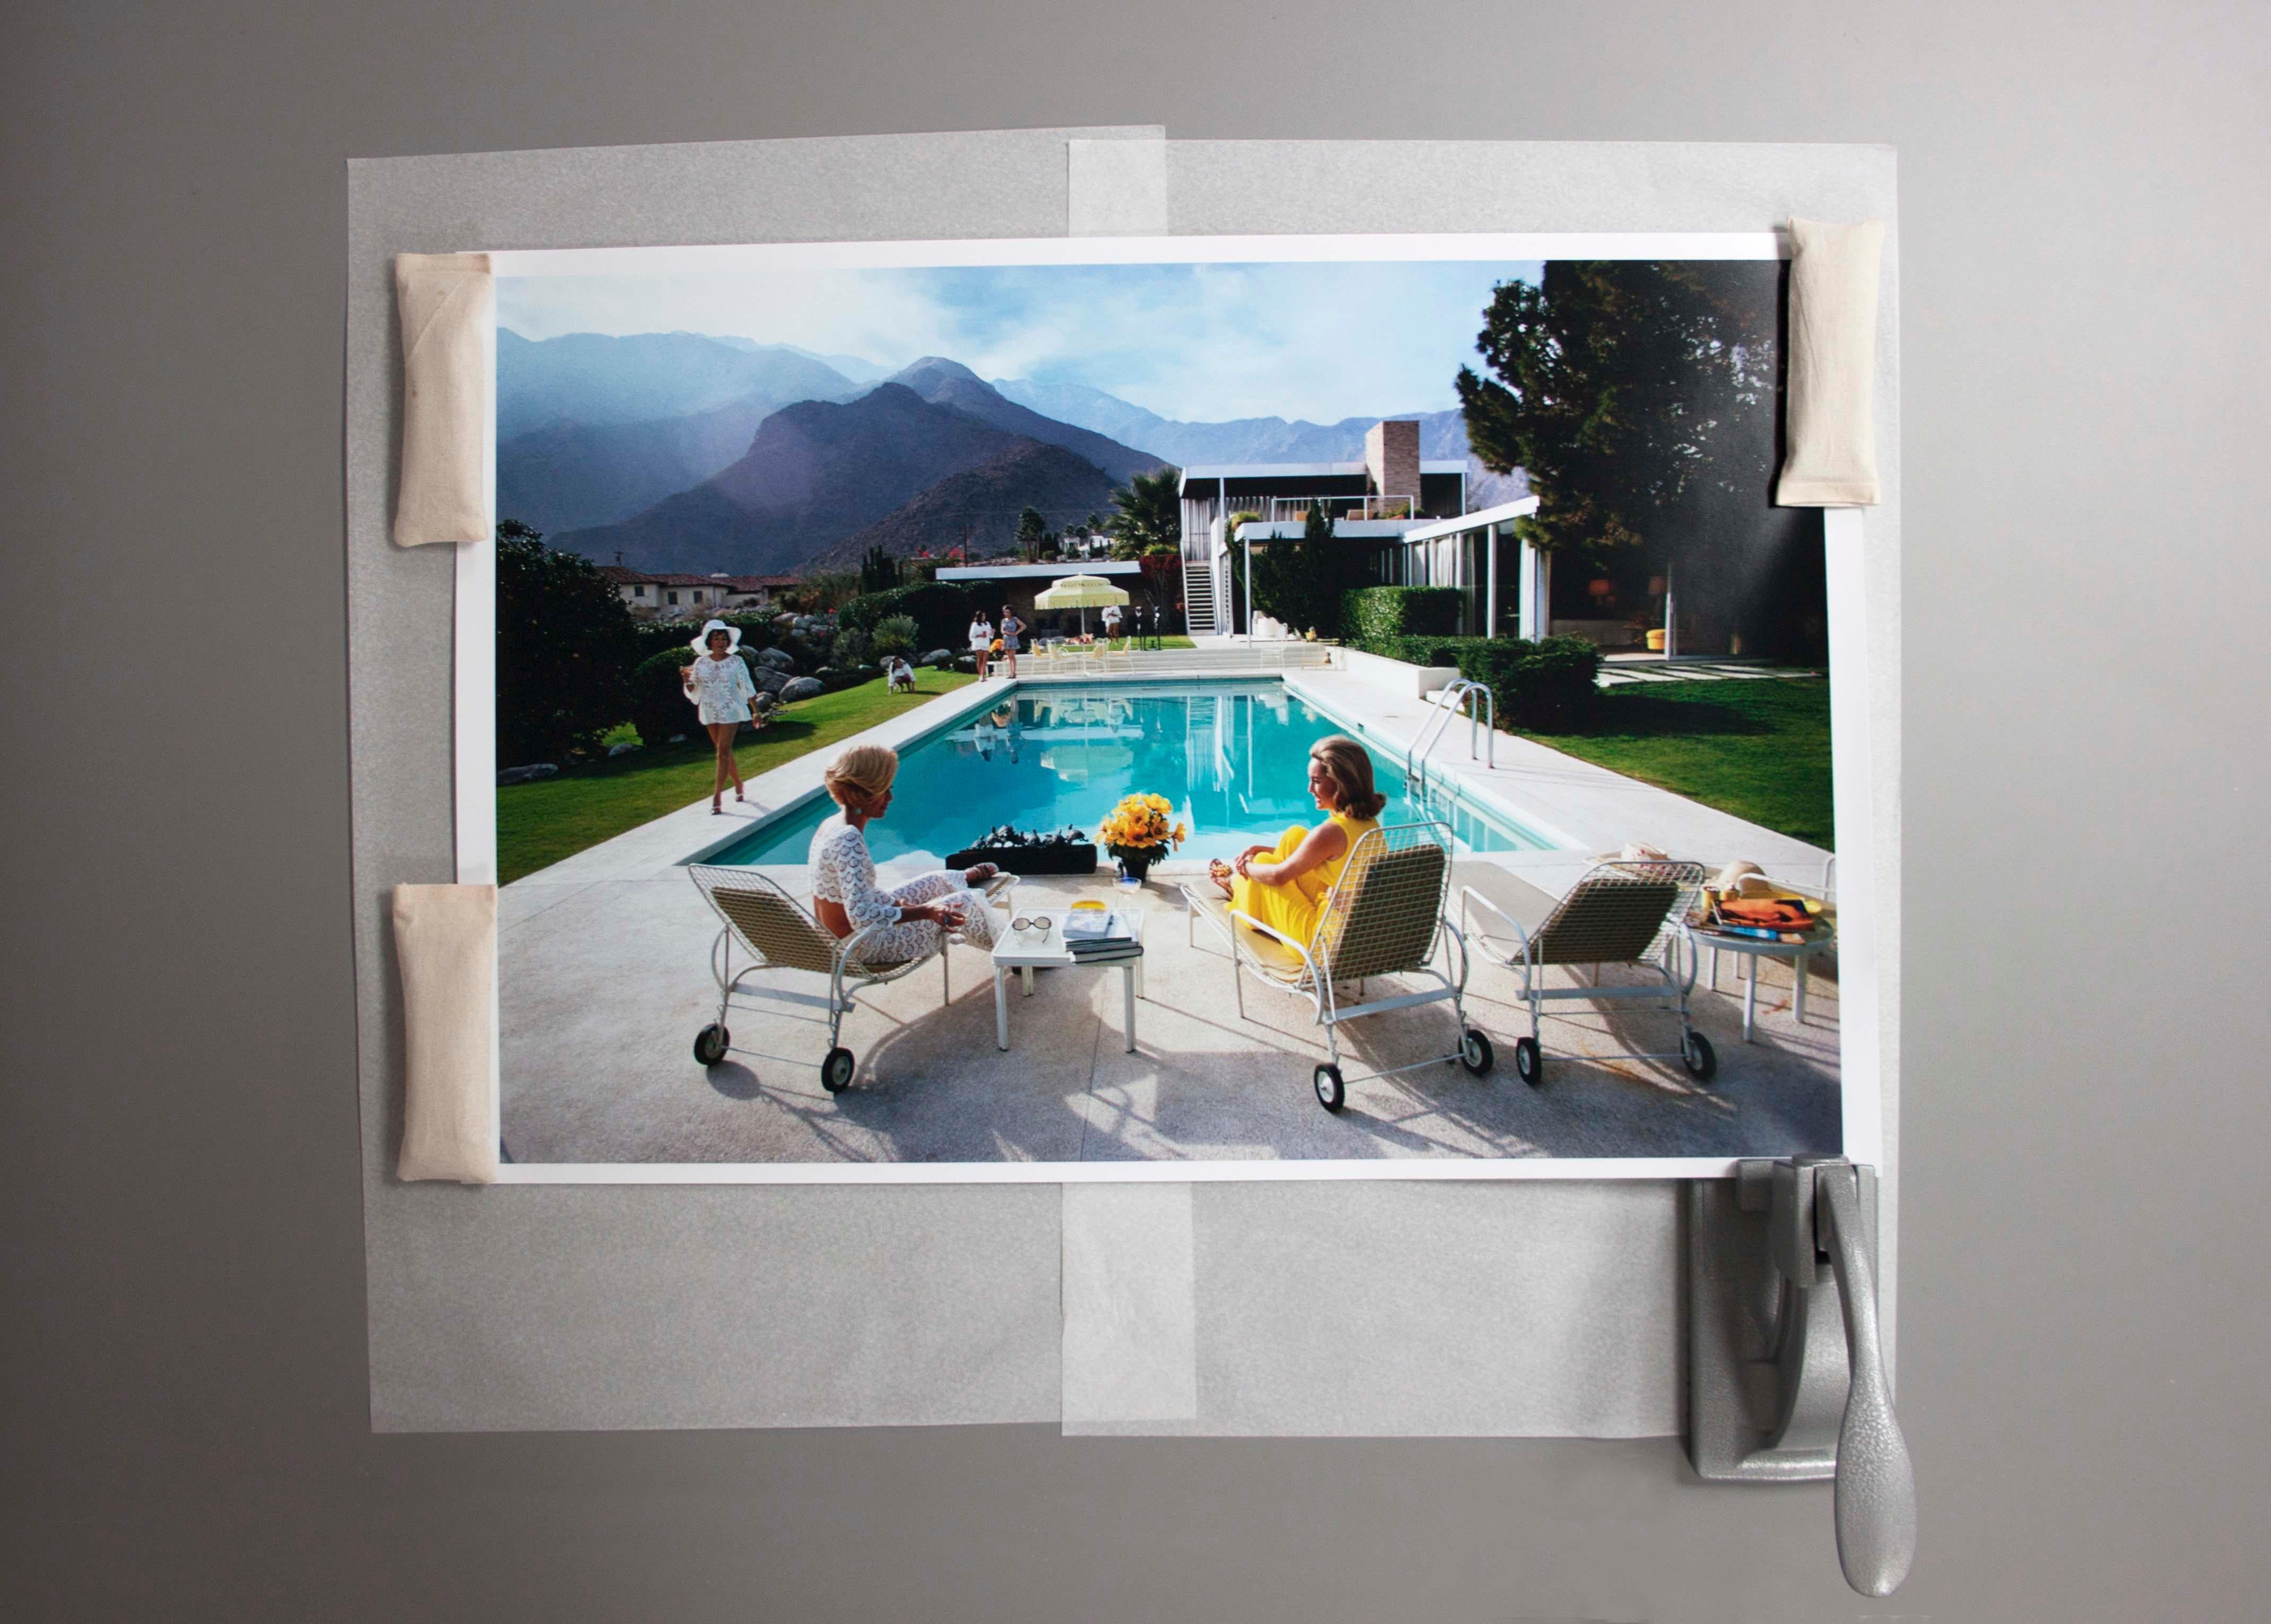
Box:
[824,744,900,806]
[1309,735,1387,820]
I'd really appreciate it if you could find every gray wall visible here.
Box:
[4,2,2266,1619]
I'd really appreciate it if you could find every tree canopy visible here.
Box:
[494,520,639,765]
[1109,466,1181,558]
[1249,501,1367,637]
[1455,262,1779,562]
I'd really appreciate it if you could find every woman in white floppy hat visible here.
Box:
[680,619,759,814]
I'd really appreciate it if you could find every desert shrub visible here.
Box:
[832,625,871,666]
[839,581,980,653]
[870,614,920,658]
[1340,585,1465,646]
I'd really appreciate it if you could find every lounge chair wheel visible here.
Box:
[693,1024,729,1066]
[1514,1036,1543,1087]
[821,1046,856,1093]
[1458,1029,1495,1076]
[1312,1063,1346,1113]
[1681,1030,1718,1083]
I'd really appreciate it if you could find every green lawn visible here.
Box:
[497,670,978,884]
[1519,676,1834,849]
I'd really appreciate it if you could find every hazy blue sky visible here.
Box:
[497,258,1542,423]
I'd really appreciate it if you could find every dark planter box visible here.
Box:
[945,841,1098,876]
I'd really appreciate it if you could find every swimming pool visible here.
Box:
[710,679,1560,869]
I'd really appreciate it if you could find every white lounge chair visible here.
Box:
[1460,859,1715,1087]
[1181,821,1493,1112]
[687,864,1014,1093]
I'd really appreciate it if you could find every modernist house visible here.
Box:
[596,566,799,621]
[1177,419,1479,635]
[1176,417,1825,659]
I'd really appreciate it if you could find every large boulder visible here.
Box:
[920,647,953,668]
[756,645,796,672]
[496,763,559,786]
[779,676,824,703]
[750,663,790,695]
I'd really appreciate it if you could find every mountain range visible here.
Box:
[555,383,1148,576]
[502,328,1527,574]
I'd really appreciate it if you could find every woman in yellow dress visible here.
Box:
[1206,735,1388,947]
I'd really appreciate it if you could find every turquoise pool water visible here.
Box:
[712,680,1559,869]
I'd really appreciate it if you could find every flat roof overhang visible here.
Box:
[934,561,1143,580]
[1178,459,1467,494]
[1396,495,1542,542]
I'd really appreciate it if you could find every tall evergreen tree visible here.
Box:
[1455,261,1779,562]
[858,543,902,595]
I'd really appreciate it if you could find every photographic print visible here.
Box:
[468,234,1871,1180]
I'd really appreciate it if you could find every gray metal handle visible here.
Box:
[1816,1163,1917,1596]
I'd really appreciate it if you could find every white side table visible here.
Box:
[1685,924,1833,1042]
[991,910,1146,1053]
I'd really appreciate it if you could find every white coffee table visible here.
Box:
[991,909,1146,1053]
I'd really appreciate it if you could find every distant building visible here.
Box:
[597,567,798,621]
[1175,419,1470,635]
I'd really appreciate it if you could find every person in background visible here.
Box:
[885,654,916,694]
[999,604,1025,677]
[809,745,1002,964]
[1206,735,1387,947]
[1100,601,1121,646]
[679,618,758,815]
[968,611,994,673]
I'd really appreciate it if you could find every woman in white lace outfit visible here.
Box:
[679,619,760,814]
[810,744,1001,965]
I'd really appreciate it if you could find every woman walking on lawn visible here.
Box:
[681,619,758,815]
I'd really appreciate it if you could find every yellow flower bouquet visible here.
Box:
[1097,792,1188,879]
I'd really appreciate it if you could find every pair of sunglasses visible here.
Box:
[1011,915,1053,936]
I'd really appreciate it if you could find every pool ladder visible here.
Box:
[1404,679,1493,804]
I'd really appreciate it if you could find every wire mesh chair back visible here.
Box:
[1311,822,1452,983]
[687,864,842,976]
[1527,860,1707,966]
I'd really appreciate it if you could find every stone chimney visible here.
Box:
[1364,419,1421,508]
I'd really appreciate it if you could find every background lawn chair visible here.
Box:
[1459,859,1714,1088]
[1180,820,1493,1112]
[687,864,1013,1093]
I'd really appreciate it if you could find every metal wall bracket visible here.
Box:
[1687,1156,1916,1597]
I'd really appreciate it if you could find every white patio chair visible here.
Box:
[1180,821,1493,1112]
[687,864,1014,1093]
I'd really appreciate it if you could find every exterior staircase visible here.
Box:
[1181,554,1219,634]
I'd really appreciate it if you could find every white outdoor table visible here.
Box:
[1685,923,1833,1042]
[991,909,1146,1053]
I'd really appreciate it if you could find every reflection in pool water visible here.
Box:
[709,680,1559,867]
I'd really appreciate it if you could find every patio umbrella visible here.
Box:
[1033,572,1129,637]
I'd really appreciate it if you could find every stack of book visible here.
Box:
[1062,909,1142,964]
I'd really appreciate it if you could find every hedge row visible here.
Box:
[839,581,979,655]
[1348,632,1603,729]
[1340,585,1465,645]
[1452,635,1601,728]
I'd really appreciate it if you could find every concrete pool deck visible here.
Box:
[498,662,1839,1168]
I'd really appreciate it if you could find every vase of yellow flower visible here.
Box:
[1097,792,1187,885]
